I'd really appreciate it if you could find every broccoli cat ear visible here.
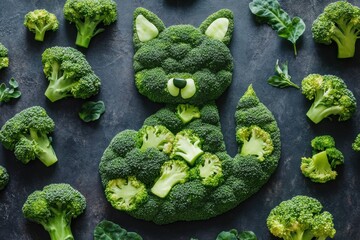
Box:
[133,8,166,49]
[199,9,234,45]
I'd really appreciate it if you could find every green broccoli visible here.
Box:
[193,152,223,187]
[0,165,9,190]
[42,46,101,102]
[352,133,360,151]
[171,130,204,165]
[63,0,118,48]
[151,160,189,198]
[176,104,201,123]
[267,195,336,240]
[0,106,58,167]
[94,220,143,240]
[312,1,360,58]
[105,176,148,211]
[301,74,356,124]
[137,125,174,154]
[22,183,86,240]
[24,9,59,42]
[0,42,9,70]
[301,135,344,183]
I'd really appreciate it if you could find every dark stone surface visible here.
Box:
[0,0,359,239]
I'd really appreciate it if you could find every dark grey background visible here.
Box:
[0,0,359,239]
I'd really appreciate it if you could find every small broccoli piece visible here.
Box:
[105,176,148,211]
[151,160,189,198]
[0,165,9,190]
[312,1,360,58]
[22,183,86,240]
[352,133,360,151]
[176,104,201,124]
[137,125,174,154]
[171,130,204,165]
[0,43,9,70]
[0,106,58,166]
[325,147,344,168]
[195,153,223,187]
[267,195,336,240]
[63,0,118,48]
[24,9,59,42]
[94,220,143,240]
[42,46,101,102]
[236,125,274,161]
[311,135,336,151]
[301,74,356,124]
[301,151,337,183]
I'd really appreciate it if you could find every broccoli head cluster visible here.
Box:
[0,165,9,190]
[0,42,9,70]
[24,9,59,42]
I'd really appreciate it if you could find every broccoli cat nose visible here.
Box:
[167,78,196,99]
[173,78,187,89]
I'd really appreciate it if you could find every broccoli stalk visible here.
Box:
[171,130,204,165]
[151,160,189,198]
[197,153,223,187]
[22,183,86,240]
[26,129,57,166]
[301,151,337,183]
[24,9,59,42]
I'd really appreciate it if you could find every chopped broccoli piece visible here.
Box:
[151,160,189,198]
[24,9,59,42]
[0,43,9,70]
[42,46,101,102]
[0,106,58,166]
[105,176,148,211]
[237,125,274,161]
[63,0,118,48]
[22,183,86,240]
[196,153,223,187]
[171,130,204,165]
[325,147,344,168]
[137,125,174,154]
[312,1,360,58]
[301,151,337,183]
[267,195,336,240]
[352,133,360,152]
[176,104,201,123]
[311,135,336,151]
[0,165,9,190]
[301,74,356,124]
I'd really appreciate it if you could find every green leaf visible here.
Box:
[0,78,21,103]
[94,220,143,240]
[267,60,299,89]
[238,231,257,240]
[79,101,105,122]
[216,229,239,240]
[249,0,305,55]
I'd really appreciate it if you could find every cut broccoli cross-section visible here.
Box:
[176,104,201,124]
[301,151,337,183]
[138,125,174,154]
[171,130,204,165]
[197,153,223,187]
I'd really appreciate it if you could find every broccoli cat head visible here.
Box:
[133,8,234,105]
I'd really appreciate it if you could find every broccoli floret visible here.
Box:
[42,46,101,102]
[311,135,336,151]
[312,1,360,58]
[137,125,174,154]
[301,74,356,124]
[267,195,336,240]
[94,220,143,240]
[194,152,223,187]
[0,165,9,190]
[325,147,344,168]
[352,133,360,151]
[0,43,9,70]
[22,183,86,240]
[63,0,117,48]
[105,176,148,211]
[151,160,189,198]
[171,130,204,165]
[236,125,274,161]
[301,151,337,183]
[0,106,57,167]
[24,9,59,42]
[176,104,201,123]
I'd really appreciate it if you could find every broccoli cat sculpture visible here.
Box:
[99,8,281,224]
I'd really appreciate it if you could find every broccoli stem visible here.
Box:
[332,21,358,58]
[29,129,58,167]
[43,211,74,240]
[75,18,103,48]
[35,31,46,42]
[306,104,343,124]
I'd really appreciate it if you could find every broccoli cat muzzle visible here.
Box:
[167,78,196,99]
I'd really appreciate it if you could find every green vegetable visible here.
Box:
[94,220,143,240]
[42,46,101,102]
[0,43,9,70]
[63,0,118,48]
[24,9,59,42]
[176,104,201,124]
[0,106,58,166]
[312,1,360,58]
[352,133,360,151]
[267,195,336,240]
[301,74,356,124]
[79,100,105,122]
[22,183,86,240]
[249,0,306,56]
[301,135,344,183]
[137,125,174,154]
[0,165,9,190]
[216,229,257,240]
[267,60,299,89]
[0,78,21,103]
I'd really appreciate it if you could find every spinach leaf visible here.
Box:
[238,231,257,240]
[267,59,299,89]
[78,100,105,122]
[0,78,21,103]
[94,220,143,240]
[216,229,257,240]
[249,0,305,55]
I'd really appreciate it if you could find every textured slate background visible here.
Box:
[0,0,359,239]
